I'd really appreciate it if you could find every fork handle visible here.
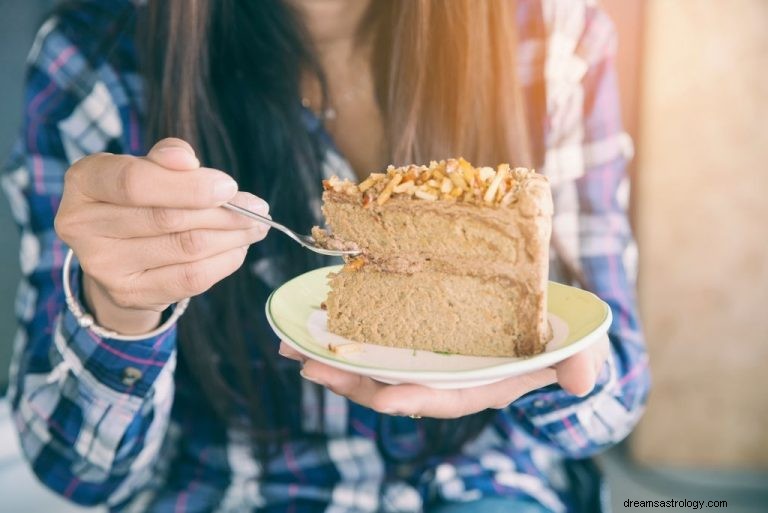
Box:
[222,201,360,257]
[222,202,286,233]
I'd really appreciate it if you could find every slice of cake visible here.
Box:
[313,158,553,357]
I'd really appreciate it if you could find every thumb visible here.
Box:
[556,348,597,397]
[145,137,200,170]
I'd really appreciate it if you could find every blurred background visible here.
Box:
[0,0,766,512]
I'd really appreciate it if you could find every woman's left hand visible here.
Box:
[278,335,610,419]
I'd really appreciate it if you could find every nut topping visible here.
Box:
[377,174,403,205]
[323,158,543,207]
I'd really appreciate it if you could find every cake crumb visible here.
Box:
[311,226,360,252]
[344,257,366,271]
[328,342,363,356]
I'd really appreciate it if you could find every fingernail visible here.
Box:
[213,178,238,202]
[157,146,199,167]
[300,369,325,385]
[279,348,306,363]
[158,144,195,157]
[246,196,269,215]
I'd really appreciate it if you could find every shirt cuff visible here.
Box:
[56,266,178,397]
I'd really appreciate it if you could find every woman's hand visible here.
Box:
[54,138,270,335]
[278,335,610,418]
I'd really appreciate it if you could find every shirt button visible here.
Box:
[533,400,546,408]
[121,367,143,387]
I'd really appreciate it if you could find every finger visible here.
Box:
[117,226,266,271]
[145,137,200,170]
[373,368,557,418]
[300,360,557,419]
[556,347,597,397]
[595,334,611,374]
[71,153,238,208]
[278,342,306,363]
[133,245,249,305]
[83,192,270,237]
[300,360,387,406]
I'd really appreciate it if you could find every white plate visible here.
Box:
[267,266,611,389]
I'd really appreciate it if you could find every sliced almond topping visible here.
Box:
[513,167,529,180]
[484,164,509,203]
[358,173,383,193]
[449,171,469,191]
[323,176,362,195]
[377,174,403,205]
[478,166,495,182]
[500,191,516,206]
[338,159,536,207]
[496,179,508,202]
[394,181,416,194]
[414,189,438,201]
[462,166,476,185]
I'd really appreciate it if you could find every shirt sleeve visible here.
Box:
[1,14,177,506]
[506,6,650,459]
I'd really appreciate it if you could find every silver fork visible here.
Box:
[222,202,360,257]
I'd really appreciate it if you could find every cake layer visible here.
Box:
[322,194,548,268]
[319,162,552,259]
[325,268,550,357]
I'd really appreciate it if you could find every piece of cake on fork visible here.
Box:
[312,158,553,357]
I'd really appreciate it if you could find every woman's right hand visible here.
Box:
[54,138,270,335]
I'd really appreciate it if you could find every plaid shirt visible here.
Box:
[1,1,649,512]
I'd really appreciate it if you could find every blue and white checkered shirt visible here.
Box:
[2,1,649,511]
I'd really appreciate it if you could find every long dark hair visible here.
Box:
[139,0,532,462]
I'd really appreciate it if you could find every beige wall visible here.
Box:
[632,0,768,467]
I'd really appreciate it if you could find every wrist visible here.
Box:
[63,249,189,340]
[82,274,163,336]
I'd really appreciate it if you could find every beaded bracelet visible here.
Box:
[62,248,190,341]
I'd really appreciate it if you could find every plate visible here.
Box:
[267,265,611,389]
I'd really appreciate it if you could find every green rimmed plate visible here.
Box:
[267,265,611,389]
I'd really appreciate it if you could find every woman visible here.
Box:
[3,0,649,511]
